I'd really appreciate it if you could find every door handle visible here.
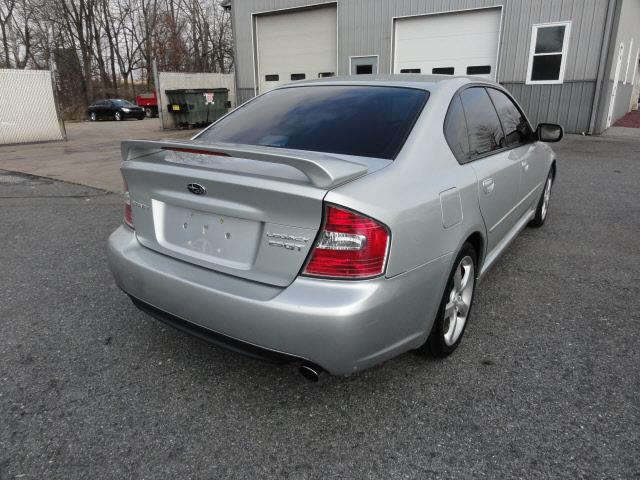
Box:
[482,178,495,194]
[521,160,529,171]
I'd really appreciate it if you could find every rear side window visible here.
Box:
[486,88,534,147]
[444,95,470,163]
[460,87,505,157]
[197,86,429,160]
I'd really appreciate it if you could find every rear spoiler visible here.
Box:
[121,140,369,189]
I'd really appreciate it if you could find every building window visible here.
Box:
[467,65,491,75]
[432,67,454,75]
[265,74,279,82]
[400,68,421,74]
[290,73,306,81]
[318,72,335,78]
[526,21,571,84]
[356,64,373,75]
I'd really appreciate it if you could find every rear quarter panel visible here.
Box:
[325,79,487,279]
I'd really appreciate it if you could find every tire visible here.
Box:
[137,116,145,120]
[529,169,553,228]
[144,107,153,118]
[114,111,122,121]
[426,242,477,357]
[89,112,97,122]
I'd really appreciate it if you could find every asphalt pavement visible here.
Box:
[0,134,638,479]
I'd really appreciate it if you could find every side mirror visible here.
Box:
[537,123,563,143]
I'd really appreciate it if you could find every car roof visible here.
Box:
[279,74,498,92]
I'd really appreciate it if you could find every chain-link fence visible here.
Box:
[0,69,66,145]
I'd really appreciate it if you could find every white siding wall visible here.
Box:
[0,69,65,145]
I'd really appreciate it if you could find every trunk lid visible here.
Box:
[121,140,388,286]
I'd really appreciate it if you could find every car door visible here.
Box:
[486,87,545,218]
[94,100,106,118]
[105,100,116,118]
[459,87,522,254]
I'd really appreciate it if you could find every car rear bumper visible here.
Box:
[107,225,451,375]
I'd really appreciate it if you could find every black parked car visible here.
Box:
[88,99,145,121]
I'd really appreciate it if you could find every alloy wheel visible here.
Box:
[443,256,475,346]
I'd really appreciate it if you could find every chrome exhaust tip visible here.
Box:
[299,364,321,382]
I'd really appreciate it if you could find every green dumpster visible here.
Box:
[165,88,230,128]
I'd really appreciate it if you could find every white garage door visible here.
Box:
[256,6,337,94]
[393,8,501,79]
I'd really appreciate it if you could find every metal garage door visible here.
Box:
[256,6,337,94]
[393,8,502,80]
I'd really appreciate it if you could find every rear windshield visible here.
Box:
[197,86,429,159]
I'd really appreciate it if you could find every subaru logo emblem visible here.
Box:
[187,183,206,195]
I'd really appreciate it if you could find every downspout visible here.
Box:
[588,0,620,134]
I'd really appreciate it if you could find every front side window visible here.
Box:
[197,86,429,160]
[459,87,504,157]
[527,22,571,84]
[486,88,534,147]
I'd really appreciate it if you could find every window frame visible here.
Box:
[526,21,572,85]
[444,84,537,165]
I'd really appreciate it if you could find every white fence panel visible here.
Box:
[157,72,235,129]
[0,69,65,144]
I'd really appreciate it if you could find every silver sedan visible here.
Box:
[107,75,562,380]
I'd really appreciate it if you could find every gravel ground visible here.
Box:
[0,134,638,479]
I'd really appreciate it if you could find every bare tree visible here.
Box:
[3,0,233,118]
[0,0,17,67]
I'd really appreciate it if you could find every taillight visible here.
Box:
[303,204,390,279]
[123,178,134,229]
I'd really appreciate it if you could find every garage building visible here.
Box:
[223,0,640,134]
